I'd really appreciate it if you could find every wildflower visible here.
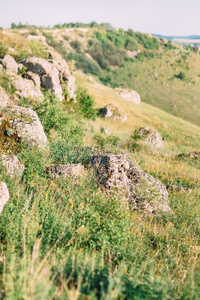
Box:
[69,198,73,210]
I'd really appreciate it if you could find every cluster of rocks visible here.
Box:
[0,54,76,102]
[115,88,141,104]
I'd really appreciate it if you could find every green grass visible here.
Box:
[0,26,200,299]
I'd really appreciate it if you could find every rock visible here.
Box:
[90,154,171,215]
[100,127,112,135]
[166,185,192,193]
[0,87,10,106]
[25,71,41,87]
[67,75,76,100]
[115,88,141,104]
[137,127,164,148]
[0,106,48,149]
[1,154,25,178]
[176,151,200,159]
[21,57,63,100]
[99,104,127,122]
[0,55,18,74]
[0,181,9,214]
[11,74,43,101]
[47,164,84,179]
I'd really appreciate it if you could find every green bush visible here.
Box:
[68,52,101,76]
[0,72,16,94]
[0,41,8,58]
[75,87,97,119]
[175,71,186,80]
[70,40,82,52]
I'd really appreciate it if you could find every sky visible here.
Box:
[0,0,200,36]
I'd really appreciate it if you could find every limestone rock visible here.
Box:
[166,185,192,193]
[0,106,48,149]
[67,75,76,100]
[0,55,18,74]
[137,127,164,148]
[0,181,9,214]
[21,57,63,100]
[90,154,171,214]
[25,71,41,87]
[176,151,200,159]
[47,164,84,179]
[115,88,141,104]
[11,74,43,101]
[0,87,10,106]
[99,104,127,122]
[1,154,25,178]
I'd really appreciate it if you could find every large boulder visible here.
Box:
[99,104,127,122]
[115,88,141,104]
[47,164,84,179]
[0,55,18,74]
[0,181,9,214]
[90,154,171,214]
[0,87,10,106]
[21,57,63,101]
[1,154,25,178]
[0,106,48,149]
[11,74,43,101]
[137,127,164,148]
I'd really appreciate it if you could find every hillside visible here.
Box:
[0,24,200,299]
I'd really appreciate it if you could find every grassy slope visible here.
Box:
[76,71,200,189]
[0,28,200,299]
[42,27,200,126]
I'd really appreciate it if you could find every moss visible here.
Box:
[0,119,21,154]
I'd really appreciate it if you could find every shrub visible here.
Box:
[70,40,82,52]
[68,52,101,76]
[75,87,97,119]
[0,41,8,58]
[175,71,186,80]
[29,40,48,59]
[0,72,16,94]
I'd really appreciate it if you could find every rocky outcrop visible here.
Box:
[0,106,48,149]
[137,127,164,148]
[47,164,84,179]
[0,181,9,214]
[67,75,76,100]
[21,57,64,101]
[115,88,141,104]
[99,104,127,122]
[176,151,200,159]
[11,74,43,101]
[25,71,41,88]
[1,154,25,178]
[0,87,10,106]
[0,55,18,74]
[90,154,171,214]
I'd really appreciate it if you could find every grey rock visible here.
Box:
[99,104,127,122]
[0,55,18,74]
[176,151,200,159]
[137,127,164,148]
[47,164,84,179]
[0,106,48,149]
[11,74,43,101]
[0,87,10,106]
[21,57,63,100]
[1,154,25,178]
[0,181,9,214]
[90,154,172,214]
[115,88,141,104]
[25,71,41,87]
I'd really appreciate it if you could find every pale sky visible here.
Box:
[0,0,200,36]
